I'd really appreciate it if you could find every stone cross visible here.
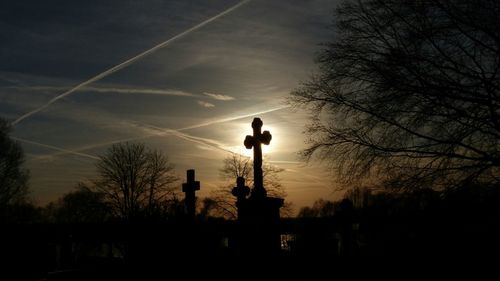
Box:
[232,176,250,202]
[244,118,272,199]
[182,169,200,219]
[232,177,250,219]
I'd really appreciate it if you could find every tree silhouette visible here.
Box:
[0,118,29,209]
[345,186,374,209]
[207,154,292,219]
[297,199,337,218]
[51,183,110,223]
[290,0,500,190]
[92,142,178,220]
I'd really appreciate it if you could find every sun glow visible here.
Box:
[234,122,278,158]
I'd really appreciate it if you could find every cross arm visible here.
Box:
[260,130,272,145]
[244,135,254,149]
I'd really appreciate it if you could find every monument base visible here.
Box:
[232,196,284,255]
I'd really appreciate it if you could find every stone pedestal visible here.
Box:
[233,196,284,254]
[230,118,284,255]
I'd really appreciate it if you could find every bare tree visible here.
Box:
[290,0,500,190]
[93,142,178,219]
[220,153,252,181]
[207,154,292,219]
[0,118,29,208]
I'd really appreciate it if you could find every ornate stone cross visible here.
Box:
[244,118,272,199]
[182,169,200,218]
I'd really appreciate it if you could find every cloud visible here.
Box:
[29,136,144,162]
[26,105,290,161]
[178,105,290,131]
[85,87,196,97]
[10,85,197,97]
[197,100,215,108]
[203,92,235,101]
[22,119,236,161]
[11,0,252,126]
[12,137,100,160]
[125,121,236,154]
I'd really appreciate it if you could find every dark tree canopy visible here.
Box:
[52,184,110,223]
[297,199,337,218]
[0,118,29,207]
[93,142,178,219]
[291,0,500,190]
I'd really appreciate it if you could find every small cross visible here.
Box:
[244,118,271,199]
[182,169,200,218]
[232,176,250,202]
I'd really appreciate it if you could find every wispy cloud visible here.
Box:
[25,106,289,161]
[88,87,195,97]
[0,75,22,86]
[23,119,235,162]
[269,160,303,164]
[10,85,197,97]
[126,121,235,154]
[203,92,235,101]
[30,136,145,161]
[11,0,251,126]
[12,137,100,160]
[197,100,215,108]
[178,105,290,131]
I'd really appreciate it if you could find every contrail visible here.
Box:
[10,85,198,97]
[12,0,251,126]
[31,136,143,161]
[177,105,290,131]
[12,137,100,160]
[27,105,288,161]
[27,123,234,162]
[129,122,236,154]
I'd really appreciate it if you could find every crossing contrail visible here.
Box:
[31,136,144,161]
[12,0,251,126]
[29,105,289,160]
[28,123,234,162]
[12,137,100,160]
[23,102,288,163]
[131,122,236,154]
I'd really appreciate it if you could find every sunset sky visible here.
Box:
[0,0,340,210]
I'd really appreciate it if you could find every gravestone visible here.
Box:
[182,169,200,219]
[233,118,284,254]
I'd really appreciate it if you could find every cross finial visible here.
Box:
[182,169,200,219]
[244,117,271,199]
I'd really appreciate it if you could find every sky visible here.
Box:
[0,0,341,211]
